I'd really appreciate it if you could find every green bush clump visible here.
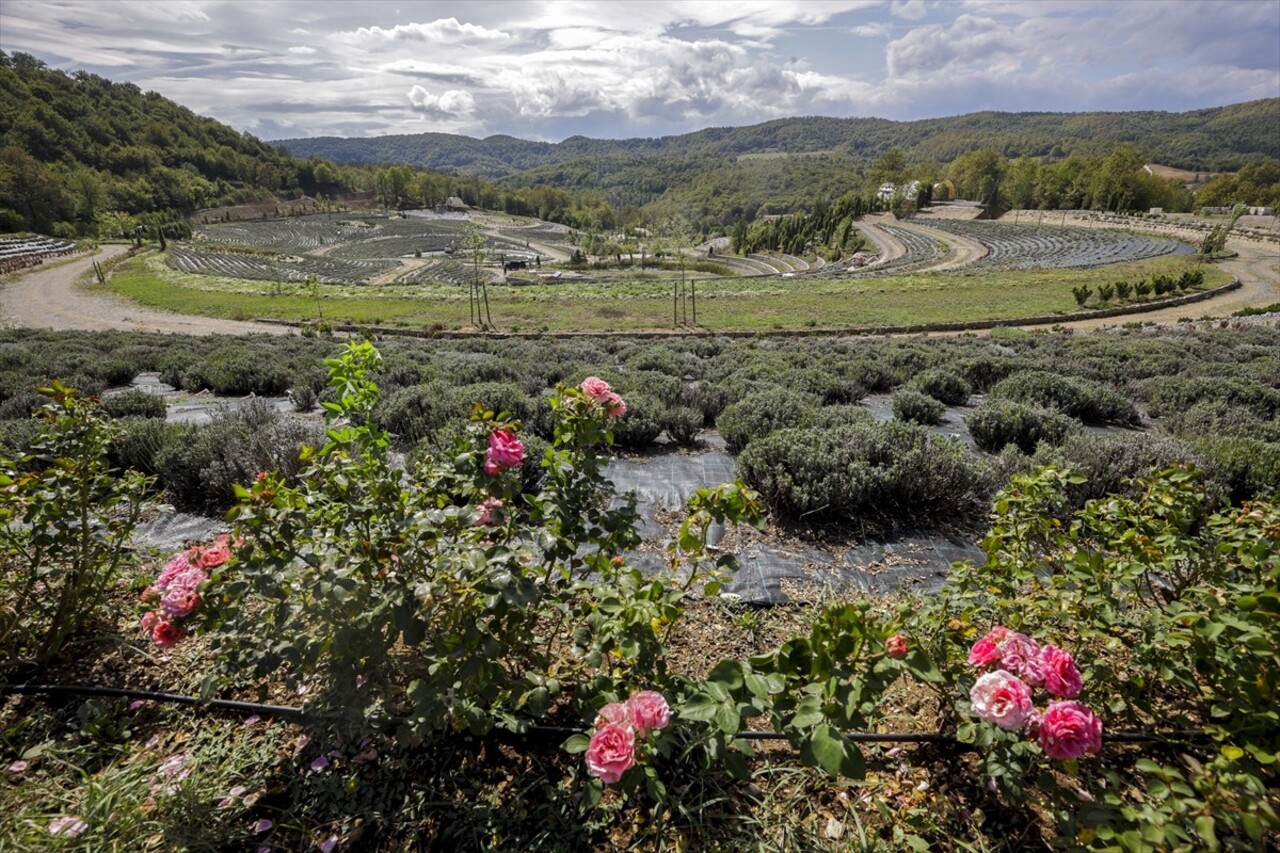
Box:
[991,370,1139,426]
[611,393,665,448]
[892,388,946,425]
[108,416,174,475]
[736,420,990,524]
[717,388,820,454]
[1144,376,1280,421]
[1156,398,1280,444]
[1031,432,1220,510]
[153,404,321,512]
[453,381,534,423]
[663,406,702,447]
[181,347,291,397]
[1192,436,1280,504]
[1,385,152,672]
[373,381,457,444]
[102,389,166,420]
[957,354,1019,392]
[910,367,971,406]
[966,399,1079,454]
[811,404,875,430]
[0,391,43,421]
[678,381,729,426]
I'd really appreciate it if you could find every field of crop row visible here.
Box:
[925,220,1190,270]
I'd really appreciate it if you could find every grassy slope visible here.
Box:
[109,255,1230,333]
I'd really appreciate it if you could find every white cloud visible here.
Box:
[890,0,927,21]
[351,17,512,44]
[408,85,477,118]
[0,0,1273,140]
[851,22,891,38]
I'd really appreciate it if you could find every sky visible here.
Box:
[2,0,1278,143]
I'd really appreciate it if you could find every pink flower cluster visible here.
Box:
[585,690,671,784]
[581,377,627,419]
[139,536,231,647]
[484,428,524,475]
[967,626,1102,761]
[475,497,505,526]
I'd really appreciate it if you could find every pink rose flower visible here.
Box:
[151,620,186,648]
[1037,701,1103,760]
[626,691,671,736]
[161,588,201,618]
[196,541,230,569]
[484,429,524,475]
[154,553,197,590]
[585,722,636,784]
[967,626,1009,667]
[475,497,504,526]
[970,670,1036,731]
[1038,644,1083,699]
[603,391,627,419]
[595,702,630,728]
[998,632,1043,686]
[885,635,909,659]
[581,376,614,403]
[141,611,160,632]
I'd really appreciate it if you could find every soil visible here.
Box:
[0,245,292,336]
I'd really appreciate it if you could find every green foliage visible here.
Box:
[609,393,666,448]
[662,406,702,447]
[716,388,819,454]
[736,420,989,524]
[990,370,1139,426]
[152,402,319,512]
[0,383,152,672]
[922,465,1280,849]
[891,388,945,425]
[965,398,1079,454]
[101,389,166,420]
[909,367,971,406]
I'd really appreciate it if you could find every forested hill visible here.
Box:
[0,51,350,234]
[276,99,1280,179]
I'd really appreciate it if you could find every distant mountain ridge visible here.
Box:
[274,99,1280,178]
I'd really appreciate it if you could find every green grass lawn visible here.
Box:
[108,254,1231,333]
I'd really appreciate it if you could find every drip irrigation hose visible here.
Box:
[2,683,1215,747]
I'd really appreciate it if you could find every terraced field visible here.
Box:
[168,247,395,284]
[926,220,1190,270]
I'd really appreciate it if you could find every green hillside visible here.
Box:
[276,99,1280,179]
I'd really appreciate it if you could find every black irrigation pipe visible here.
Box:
[3,683,1216,748]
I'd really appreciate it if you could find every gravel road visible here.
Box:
[0,245,292,336]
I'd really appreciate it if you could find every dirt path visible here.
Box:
[0,246,292,336]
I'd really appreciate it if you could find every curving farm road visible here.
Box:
[0,235,1275,338]
[0,245,291,336]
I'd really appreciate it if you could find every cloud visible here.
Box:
[851,22,891,38]
[890,0,927,21]
[351,17,512,44]
[408,86,477,118]
[0,0,1273,140]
